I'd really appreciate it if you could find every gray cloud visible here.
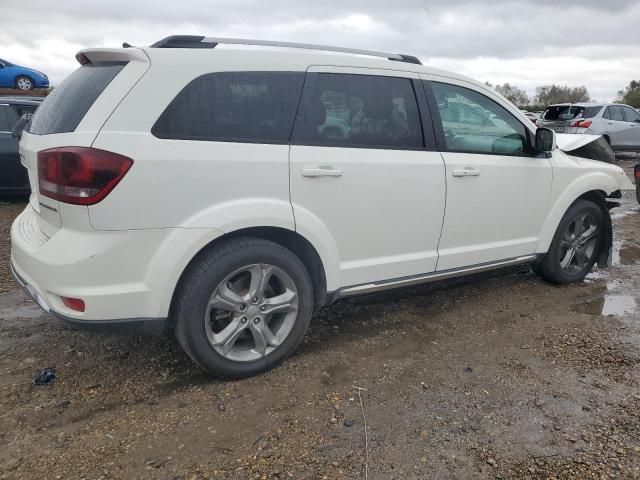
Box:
[1,0,639,100]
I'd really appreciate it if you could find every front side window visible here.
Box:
[430,82,529,155]
[0,106,12,132]
[13,104,37,118]
[622,106,640,122]
[152,72,305,143]
[292,73,423,149]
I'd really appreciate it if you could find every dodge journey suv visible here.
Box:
[11,36,633,378]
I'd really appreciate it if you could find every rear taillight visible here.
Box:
[37,147,133,205]
[634,165,640,179]
[571,119,592,129]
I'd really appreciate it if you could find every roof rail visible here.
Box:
[149,35,422,65]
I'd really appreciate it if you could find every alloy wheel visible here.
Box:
[559,213,599,275]
[204,263,299,362]
[17,77,33,90]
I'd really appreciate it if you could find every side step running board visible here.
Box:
[336,255,538,298]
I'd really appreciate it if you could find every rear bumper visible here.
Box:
[11,262,168,332]
[10,205,176,322]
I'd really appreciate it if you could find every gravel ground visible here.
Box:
[0,163,639,479]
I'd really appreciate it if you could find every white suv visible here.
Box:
[10,36,633,378]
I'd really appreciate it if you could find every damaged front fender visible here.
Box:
[556,133,615,164]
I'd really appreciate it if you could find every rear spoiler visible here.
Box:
[75,48,149,65]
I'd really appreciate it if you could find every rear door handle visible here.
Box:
[301,167,343,178]
[452,168,480,177]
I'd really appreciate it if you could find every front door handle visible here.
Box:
[452,168,480,177]
[301,166,343,178]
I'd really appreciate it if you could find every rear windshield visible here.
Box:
[28,61,126,135]
[542,105,602,121]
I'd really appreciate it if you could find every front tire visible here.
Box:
[173,237,314,378]
[535,199,605,284]
[15,76,34,91]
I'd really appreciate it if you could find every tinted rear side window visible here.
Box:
[583,106,603,118]
[292,73,423,149]
[152,72,305,143]
[28,62,126,135]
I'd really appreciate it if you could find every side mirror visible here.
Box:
[535,127,556,156]
[12,113,32,139]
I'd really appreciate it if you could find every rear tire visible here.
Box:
[535,199,604,284]
[173,237,314,378]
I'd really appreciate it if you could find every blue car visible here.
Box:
[0,58,49,90]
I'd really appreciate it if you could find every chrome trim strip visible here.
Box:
[337,255,537,298]
[201,37,405,61]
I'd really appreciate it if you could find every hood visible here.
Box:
[16,65,47,77]
[555,133,615,164]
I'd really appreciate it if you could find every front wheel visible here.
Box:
[173,237,314,378]
[15,76,33,90]
[534,199,605,284]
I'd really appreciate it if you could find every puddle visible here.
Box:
[609,239,640,267]
[612,240,622,265]
[619,244,640,265]
[573,294,637,317]
[610,204,639,220]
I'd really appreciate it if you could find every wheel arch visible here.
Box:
[167,227,330,323]
[14,74,34,88]
[536,180,615,268]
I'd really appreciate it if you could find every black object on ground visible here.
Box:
[34,367,55,385]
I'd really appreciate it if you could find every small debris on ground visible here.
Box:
[33,367,55,385]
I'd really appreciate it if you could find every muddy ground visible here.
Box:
[1,162,639,480]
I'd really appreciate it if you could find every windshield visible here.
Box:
[542,105,602,121]
[0,58,15,67]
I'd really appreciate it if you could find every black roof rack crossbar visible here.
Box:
[149,35,422,65]
[150,35,218,49]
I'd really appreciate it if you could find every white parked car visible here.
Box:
[11,37,634,378]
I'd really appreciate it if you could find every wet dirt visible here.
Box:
[1,165,640,479]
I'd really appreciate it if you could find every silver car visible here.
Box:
[538,103,640,152]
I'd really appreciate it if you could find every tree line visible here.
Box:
[484,80,640,110]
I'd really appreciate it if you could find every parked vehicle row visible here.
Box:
[0,58,49,90]
[0,97,42,194]
[9,37,635,378]
[538,103,640,151]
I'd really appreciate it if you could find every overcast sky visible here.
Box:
[1,0,639,102]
